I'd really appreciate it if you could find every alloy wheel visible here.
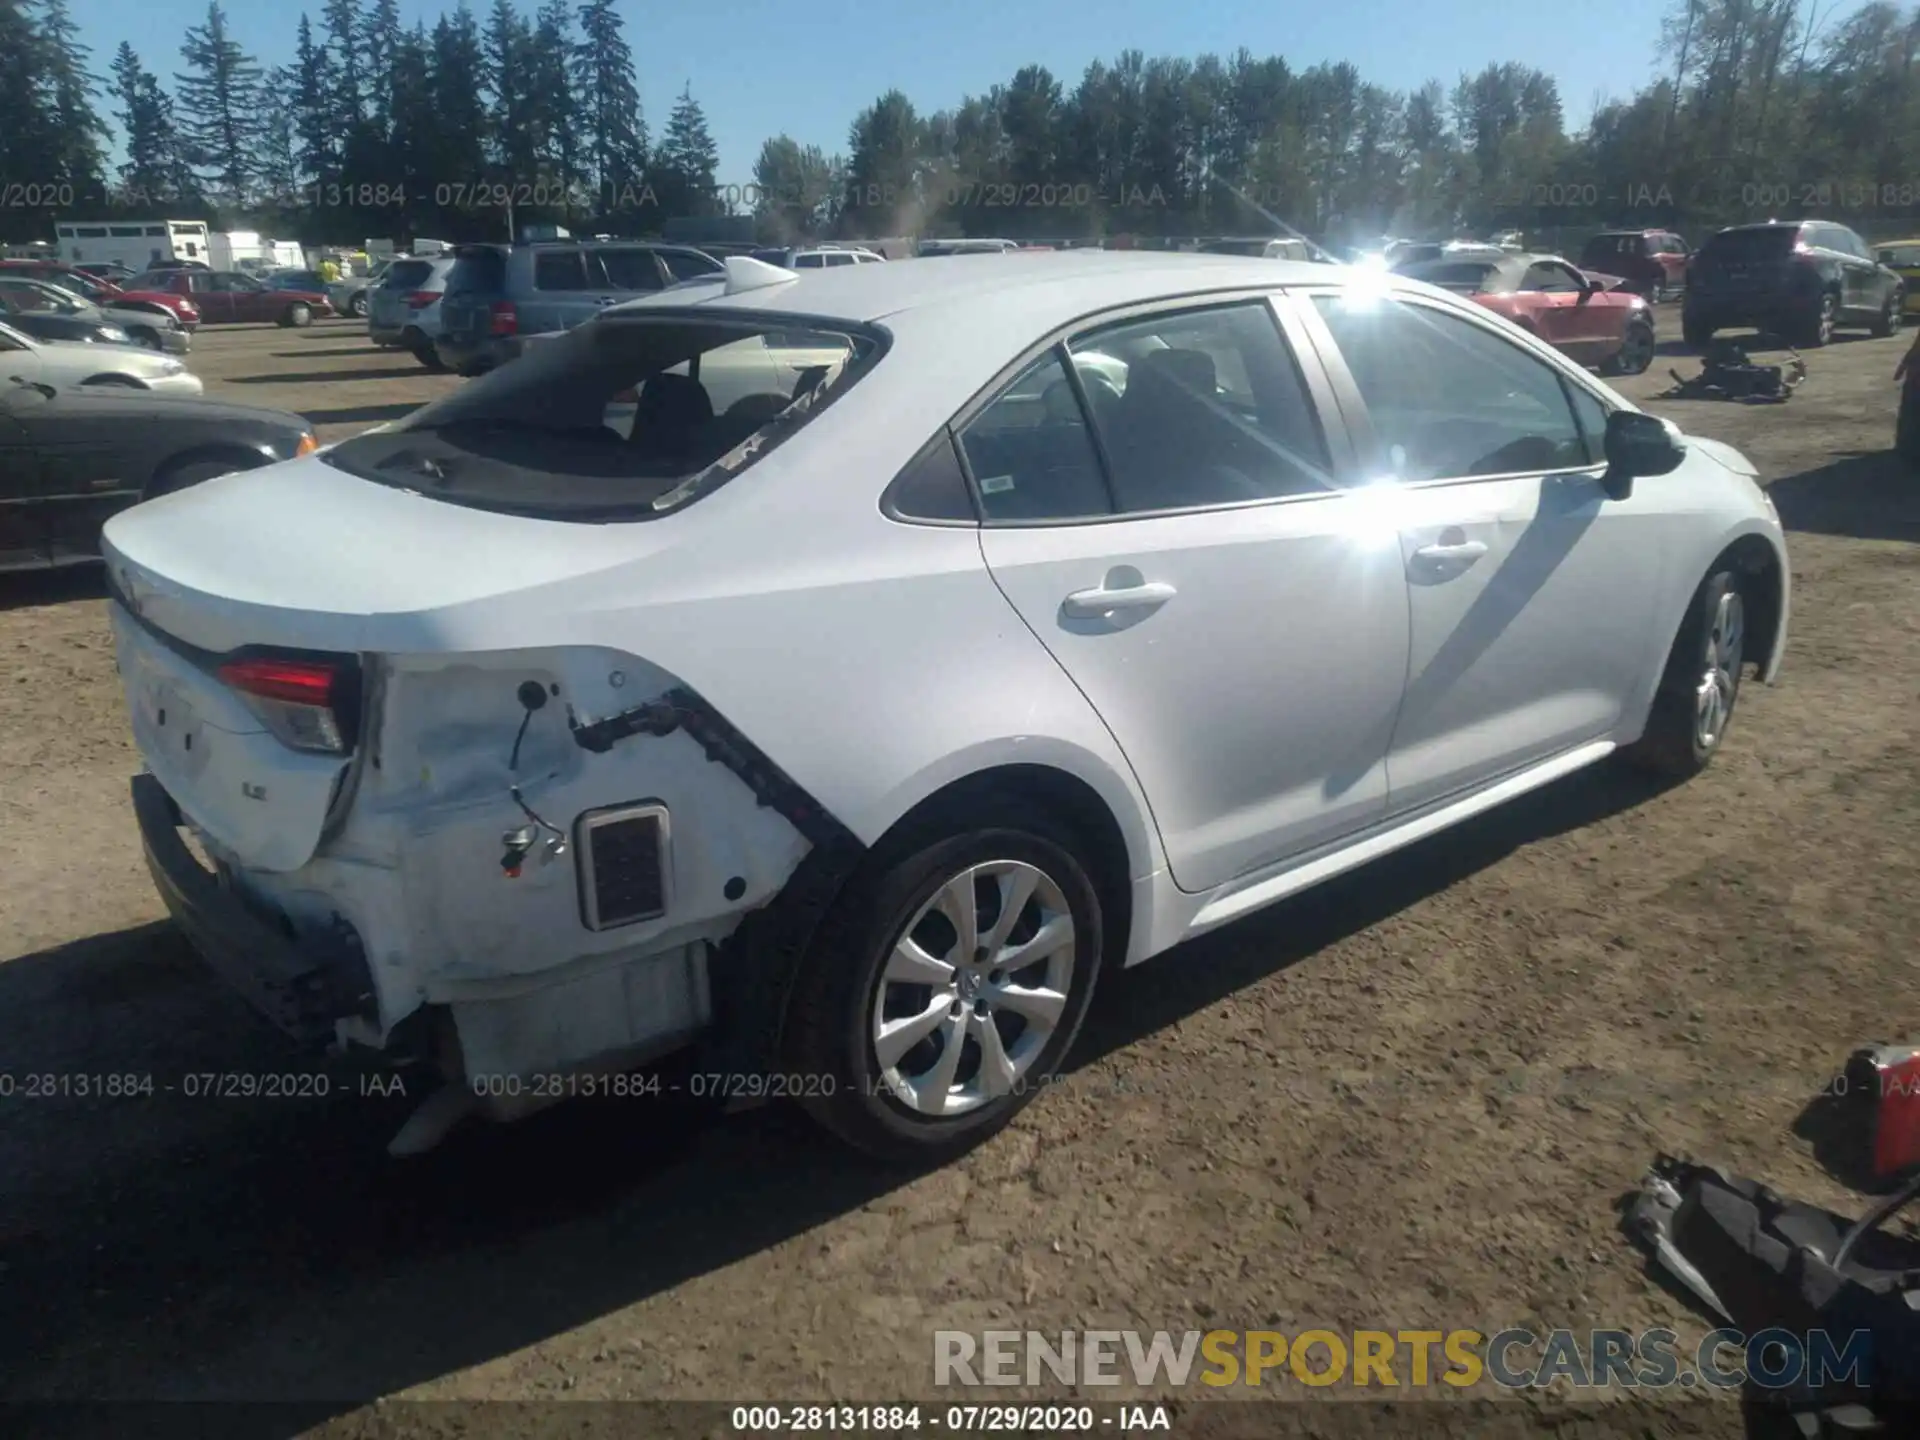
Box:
[1694,588,1744,751]
[870,859,1076,1119]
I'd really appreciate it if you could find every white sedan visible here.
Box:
[101,253,1787,1161]
[0,319,201,394]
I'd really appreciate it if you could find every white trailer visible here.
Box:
[55,219,212,270]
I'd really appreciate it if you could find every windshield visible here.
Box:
[1879,244,1920,267]
[323,312,884,520]
[1700,227,1799,262]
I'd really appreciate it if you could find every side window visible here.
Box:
[957,349,1112,522]
[825,252,856,267]
[886,431,977,523]
[1312,295,1590,482]
[1523,263,1581,293]
[658,250,719,282]
[794,253,825,269]
[533,251,589,291]
[1563,381,1611,467]
[597,249,666,291]
[1074,301,1334,510]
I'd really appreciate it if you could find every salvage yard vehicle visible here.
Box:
[367,255,458,369]
[101,252,1789,1163]
[1682,220,1902,349]
[0,260,202,332]
[0,377,315,571]
[0,318,201,396]
[1876,240,1920,320]
[127,268,335,327]
[0,274,190,353]
[1397,252,1658,374]
[1578,229,1690,301]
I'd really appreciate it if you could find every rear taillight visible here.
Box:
[489,300,517,335]
[217,654,358,754]
[405,290,437,309]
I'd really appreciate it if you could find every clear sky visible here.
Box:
[68,0,1872,185]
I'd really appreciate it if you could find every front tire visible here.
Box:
[1621,569,1747,780]
[1606,317,1656,376]
[782,805,1105,1164]
[129,328,163,350]
[282,303,313,328]
[349,293,370,318]
[1871,292,1899,338]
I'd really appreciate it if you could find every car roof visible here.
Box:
[604,251,1344,327]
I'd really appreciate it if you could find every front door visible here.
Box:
[0,372,46,568]
[972,296,1412,894]
[186,272,233,323]
[1303,290,1670,814]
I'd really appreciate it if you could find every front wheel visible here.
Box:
[782,807,1106,1164]
[349,293,370,318]
[1871,292,1899,338]
[1797,291,1837,349]
[129,328,164,350]
[1621,569,1747,780]
[281,303,313,328]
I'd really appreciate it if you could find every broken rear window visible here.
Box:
[322,312,886,521]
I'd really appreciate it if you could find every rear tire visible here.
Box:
[781,802,1106,1165]
[412,343,448,372]
[1621,569,1747,781]
[281,303,313,328]
[1796,291,1837,349]
[1871,292,1899,338]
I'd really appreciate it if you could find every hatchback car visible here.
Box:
[434,241,727,375]
[367,255,458,368]
[1683,220,1902,348]
[103,253,1787,1163]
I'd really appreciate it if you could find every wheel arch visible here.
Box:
[80,373,148,388]
[143,443,276,498]
[1713,528,1788,682]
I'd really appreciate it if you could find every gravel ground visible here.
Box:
[1,313,1916,1435]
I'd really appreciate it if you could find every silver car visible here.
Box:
[367,256,457,370]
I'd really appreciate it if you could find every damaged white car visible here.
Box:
[104,253,1789,1162]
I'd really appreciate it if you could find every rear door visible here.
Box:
[974,295,1412,893]
[594,247,670,306]
[1831,226,1882,316]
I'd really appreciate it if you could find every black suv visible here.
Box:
[434,240,725,375]
[1682,220,1903,348]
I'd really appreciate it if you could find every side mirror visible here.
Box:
[1601,410,1685,500]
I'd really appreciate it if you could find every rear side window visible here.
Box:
[886,432,976,523]
[1312,294,1589,481]
[958,350,1112,522]
[826,253,856,267]
[596,249,664,290]
[534,251,590,291]
[794,253,825,268]
[1701,228,1798,263]
[443,250,507,295]
[659,250,721,282]
[322,314,883,520]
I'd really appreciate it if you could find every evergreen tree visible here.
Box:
[364,0,404,131]
[111,43,188,206]
[174,1,264,205]
[572,0,646,210]
[528,0,579,195]
[484,0,536,179]
[321,0,365,129]
[290,15,336,185]
[35,0,108,198]
[653,83,719,217]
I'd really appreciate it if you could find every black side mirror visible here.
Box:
[1601,409,1685,500]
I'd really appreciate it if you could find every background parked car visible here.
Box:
[0,318,202,395]
[367,254,458,369]
[1198,237,1316,260]
[75,262,138,284]
[1875,239,1920,321]
[328,258,391,318]
[1387,239,1506,270]
[1579,229,1691,301]
[261,269,333,293]
[1682,220,1902,348]
[751,246,887,268]
[0,376,314,571]
[433,241,726,375]
[917,238,1020,256]
[128,269,334,327]
[0,276,190,353]
[1398,251,1657,374]
[0,292,143,350]
[0,261,202,331]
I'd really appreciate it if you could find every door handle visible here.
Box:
[1412,539,1488,564]
[1061,581,1177,618]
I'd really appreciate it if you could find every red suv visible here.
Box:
[0,260,201,330]
[1577,230,1690,301]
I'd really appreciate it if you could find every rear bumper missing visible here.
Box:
[131,772,375,1045]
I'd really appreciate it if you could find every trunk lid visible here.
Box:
[1691,226,1803,296]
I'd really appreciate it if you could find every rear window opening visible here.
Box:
[381,260,437,290]
[444,247,509,294]
[322,312,886,520]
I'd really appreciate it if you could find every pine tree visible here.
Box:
[0,1,52,224]
[111,43,186,207]
[484,0,535,179]
[572,0,646,208]
[528,0,579,196]
[364,0,403,131]
[321,0,364,130]
[174,1,263,205]
[257,64,302,203]
[290,15,336,185]
[654,83,719,218]
[35,0,108,199]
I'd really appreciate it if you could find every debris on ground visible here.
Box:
[1661,338,1808,403]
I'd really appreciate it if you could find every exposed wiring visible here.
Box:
[505,684,566,847]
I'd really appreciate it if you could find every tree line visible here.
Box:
[1,0,1918,249]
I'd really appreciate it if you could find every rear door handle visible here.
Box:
[1061,581,1177,618]
[1412,538,1488,567]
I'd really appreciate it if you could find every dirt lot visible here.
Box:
[2,313,1917,1430]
